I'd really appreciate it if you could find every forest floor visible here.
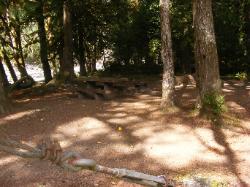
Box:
[0,79,250,187]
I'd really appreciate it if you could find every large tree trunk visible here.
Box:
[0,58,9,88]
[37,0,52,83]
[0,59,10,114]
[1,10,28,78]
[3,55,17,82]
[13,50,28,78]
[14,20,28,78]
[60,0,75,80]
[192,0,221,108]
[1,43,18,82]
[244,1,250,65]
[91,41,97,73]
[78,24,87,76]
[160,0,175,108]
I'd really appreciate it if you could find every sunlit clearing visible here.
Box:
[227,102,247,111]
[187,85,196,88]
[222,88,234,93]
[98,112,128,118]
[133,124,226,168]
[175,84,184,89]
[234,83,245,86]
[112,112,128,118]
[56,117,111,145]
[106,100,160,116]
[0,109,41,125]
[111,143,138,154]
[108,116,142,125]
[0,156,19,166]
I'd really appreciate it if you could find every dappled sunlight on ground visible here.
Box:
[133,124,231,171]
[0,80,250,186]
[222,88,235,93]
[0,109,41,125]
[227,101,247,112]
[56,117,110,141]
[0,155,20,166]
[108,115,143,125]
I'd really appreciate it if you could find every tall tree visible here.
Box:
[77,24,87,76]
[0,36,18,82]
[60,0,74,80]
[2,48,18,82]
[36,0,52,83]
[0,57,9,87]
[160,0,175,108]
[243,0,250,67]
[192,0,221,110]
[0,58,10,114]
[1,8,28,78]
[13,12,29,78]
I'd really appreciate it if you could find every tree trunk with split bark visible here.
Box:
[3,50,17,82]
[0,60,10,114]
[13,16,29,78]
[0,11,26,79]
[78,24,87,76]
[243,1,250,65]
[192,0,221,107]
[37,0,52,83]
[160,0,175,108]
[60,0,75,80]
[0,58,9,88]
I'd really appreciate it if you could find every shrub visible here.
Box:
[202,92,226,115]
[235,72,248,81]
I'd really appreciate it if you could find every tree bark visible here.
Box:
[192,0,221,107]
[243,0,250,65]
[91,41,97,73]
[1,43,18,82]
[60,0,75,80]
[1,10,28,78]
[78,24,87,76]
[14,19,28,78]
[160,0,175,108]
[0,58,9,88]
[0,59,10,114]
[37,0,52,83]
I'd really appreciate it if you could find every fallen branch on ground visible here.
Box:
[0,137,173,187]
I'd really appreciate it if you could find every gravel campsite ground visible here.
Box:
[0,80,250,187]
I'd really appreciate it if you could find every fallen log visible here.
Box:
[0,137,172,187]
[11,76,35,90]
[11,84,58,98]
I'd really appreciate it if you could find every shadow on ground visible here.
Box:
[0,80,250,186]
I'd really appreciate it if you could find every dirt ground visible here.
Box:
[0,80,250,187]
